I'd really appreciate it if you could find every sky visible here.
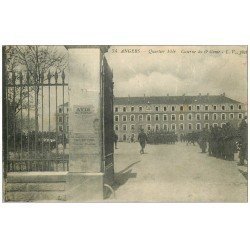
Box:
[105,45,247,104]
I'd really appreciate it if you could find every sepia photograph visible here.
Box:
[2,45,248,202]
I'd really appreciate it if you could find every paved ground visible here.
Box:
[112,142,248,202]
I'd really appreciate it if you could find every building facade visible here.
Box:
[113,94,246,142]
[57,102,69,134]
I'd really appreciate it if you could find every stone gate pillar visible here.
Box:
[65,45,110,201]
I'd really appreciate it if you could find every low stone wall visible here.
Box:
[5,172,104,202]
[5,172,68,202]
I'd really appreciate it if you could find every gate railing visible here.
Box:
[4,69,69,172]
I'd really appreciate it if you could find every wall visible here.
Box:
[5,172,67,202]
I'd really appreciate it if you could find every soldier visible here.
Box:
[138,128,148,154]
[224,123,236,161]
[238,116,248,166]
[198,128,207,153]
[113,130,118,149]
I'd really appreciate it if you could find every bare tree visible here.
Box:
[6,45,67,132]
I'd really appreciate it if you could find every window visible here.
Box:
[59,125,63,132]
[204,113,209,121]
[196,123,201,130]
[221,123,226,128]
[131,106,134,112]
[122,115,127,122]
[155,106,159,111]
[131,124,135,130]
[147,124,151,131]
[238,113,243,119]
[114,125,119,131]
[114,115,119,122]
[213,113,217,120]
[230,105,234,110]
[213,105,217,110]
[221,113,226,120]
[123,106,126,112]
[139,106,143,111]
[179,124,184,130]
[123,134,127,141]
[155,124,160,131]
[205,105,209,111]
[188,105,192,111]
[196,105,200,111]
[155,114,159,121]
[171,124,176,130]
[196,114,201,121]
[230,113,234,119]
[222,105,225,111]
[188,114,192,120]
[179,114,184,121]
[115,107,118,112]
[238,105,242,110]
[213,123,218,128]
[171,114,176,121]
[204,123,209,129]
[58,116,63,123]
[67,125,69,132]
[59,108,62,113]
[163,124,168,130]
[188,123,192,130]
[163,114,168,121]
[138,115,143,121]
[67,108,69,113]
[171,106,175,111]
[146,114,151,121]
[122,124,127,131]
[130,115,135,122]
[163,106,167,111]
[180,105,184,111]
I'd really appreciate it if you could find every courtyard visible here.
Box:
[112,142,247,202]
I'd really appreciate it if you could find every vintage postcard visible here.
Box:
[2,45,248,202]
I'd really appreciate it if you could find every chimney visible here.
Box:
[199,93,201,96]
[143,94,146,100]
[167,93,169,96]
[207,93,209,96]
[222,92,225,96]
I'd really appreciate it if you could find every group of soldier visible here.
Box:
[114,117,247,164]
[183,118,248,165]
[147,130,178,145]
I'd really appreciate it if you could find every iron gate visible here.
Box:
[3,48,69,173]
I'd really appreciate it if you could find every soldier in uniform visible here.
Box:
[198,128,208,153]
[238,116,248,166]
[138,128,148,154]
[113,130,118,149]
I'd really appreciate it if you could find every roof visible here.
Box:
[114,95,242,106]
[58,102,69,107]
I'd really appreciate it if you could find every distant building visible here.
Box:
[57,102,69,134]
[113,94,246,142]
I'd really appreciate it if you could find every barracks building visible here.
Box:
[113,94,246,142]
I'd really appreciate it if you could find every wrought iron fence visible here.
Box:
[4,67,69,172]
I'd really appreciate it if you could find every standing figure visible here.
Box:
[238,117,248,166]
[138,129,148,154]
[199,128,207,153]
[113,130,118,149]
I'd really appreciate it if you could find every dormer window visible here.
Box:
[123,106,126,112]
[171,106,175,112]
[155,106,159,112]
[230,105,234,110]
[180,105,184,111]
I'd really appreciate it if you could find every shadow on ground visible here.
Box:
[104,160,141,199]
